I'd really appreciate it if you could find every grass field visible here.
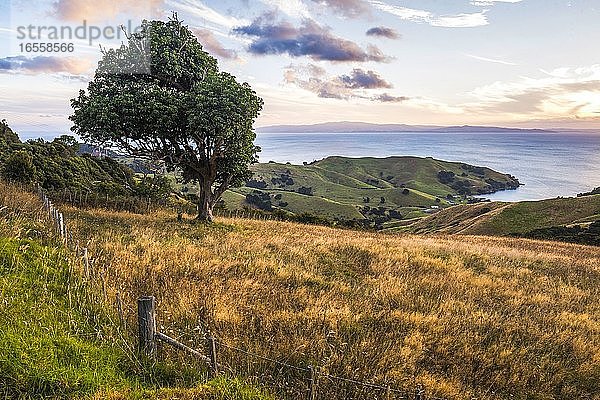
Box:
[59,204,600,400]
[0,182,273,400]
[175,156,520,225]
[408,195,600,236]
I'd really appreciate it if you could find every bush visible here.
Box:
[246,190,272,211]
[2,150,36,184]
[437,170,455,184]
[246,179,268,189]
[297,186,313,196]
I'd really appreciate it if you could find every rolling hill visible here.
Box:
[405,194,600,245]
[214,156,520,227]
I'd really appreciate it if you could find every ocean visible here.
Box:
[255,132,600,202]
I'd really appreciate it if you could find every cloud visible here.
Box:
[261,0,311,18]
[340,69,392,89]
[369,0,489,28]
[53,0,164,22]
[284,64,405,102]
[192,28,238,59]
[233,14,391,62]
[168,0,248,29]
[0,56,91,75]
[366,26,400,39]
[465,53,518,66]
[467,65,600,119]
[376,93,409,102]
[470,0,523,6]
[309,0,370,18]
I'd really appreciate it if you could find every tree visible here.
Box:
[0,119,20,145]
[70,15,263,221]
[2,150,36,184]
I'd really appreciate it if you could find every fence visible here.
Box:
[35,186,446,400]
[49,186,288,222]
[138,295,447,400]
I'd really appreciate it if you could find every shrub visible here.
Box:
[246,179,268,189]
[437,170,455,184]
[245,190,272,211]
[297,186,313,196]
[2,150,36,184]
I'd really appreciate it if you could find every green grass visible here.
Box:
[0,237,131,398]
[96,377,275,399]
[0,182,276,399]
[173,156,519,223]
[407,194,600,238]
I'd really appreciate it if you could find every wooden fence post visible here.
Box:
[207,334,218,378]
[59,213,65,238]
[138,296,157,356]
[307,365,317,400]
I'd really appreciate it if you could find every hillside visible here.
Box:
[0,182,273,400]
[406,195,600,244]
[216,156,520,227]
[257,122,553,134]
[60,203,600,400]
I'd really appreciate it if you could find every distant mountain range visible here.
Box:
[257,121,555,134]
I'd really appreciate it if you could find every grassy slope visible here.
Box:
[0,182,273,400]
[179,156,519,221]
[313,156,516,198]
[64,206,600,400]
[409,195,600,235]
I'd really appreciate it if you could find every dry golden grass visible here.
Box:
[65,206,600,400]
[0,181,50,239]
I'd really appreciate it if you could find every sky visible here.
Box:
[1,0,600,138]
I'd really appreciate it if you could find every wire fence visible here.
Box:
[137,296,447,400]
[48,186,290,222]
[35,186,448,400]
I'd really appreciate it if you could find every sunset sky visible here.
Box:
[1,0,600,138]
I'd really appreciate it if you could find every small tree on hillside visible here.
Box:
[2,150,36,184]
[70,15,263,221]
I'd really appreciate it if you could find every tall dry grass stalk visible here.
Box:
[64,206,600,399]
[0,181,50,239]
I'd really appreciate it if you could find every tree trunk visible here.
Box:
[196,198,213,222]
[196,180,214,222]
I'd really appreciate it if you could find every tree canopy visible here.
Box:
[70,15,264,221]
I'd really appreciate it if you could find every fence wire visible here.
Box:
[36,187,447,400]
[214,337,430,400]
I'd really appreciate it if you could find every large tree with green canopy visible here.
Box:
[70,15,263,222]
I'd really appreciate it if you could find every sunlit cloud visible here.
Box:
[284,64,406,102]
[309,0,370,18]
[166,0,248,29]
[467,65,600,119]
[470,0,523,6]
[0,55,92,75]
[53,0,164,22]
[192,28,238,60]
[369,0,489,28]
[261,0,311,18]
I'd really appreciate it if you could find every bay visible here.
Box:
[255,132,600,202]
